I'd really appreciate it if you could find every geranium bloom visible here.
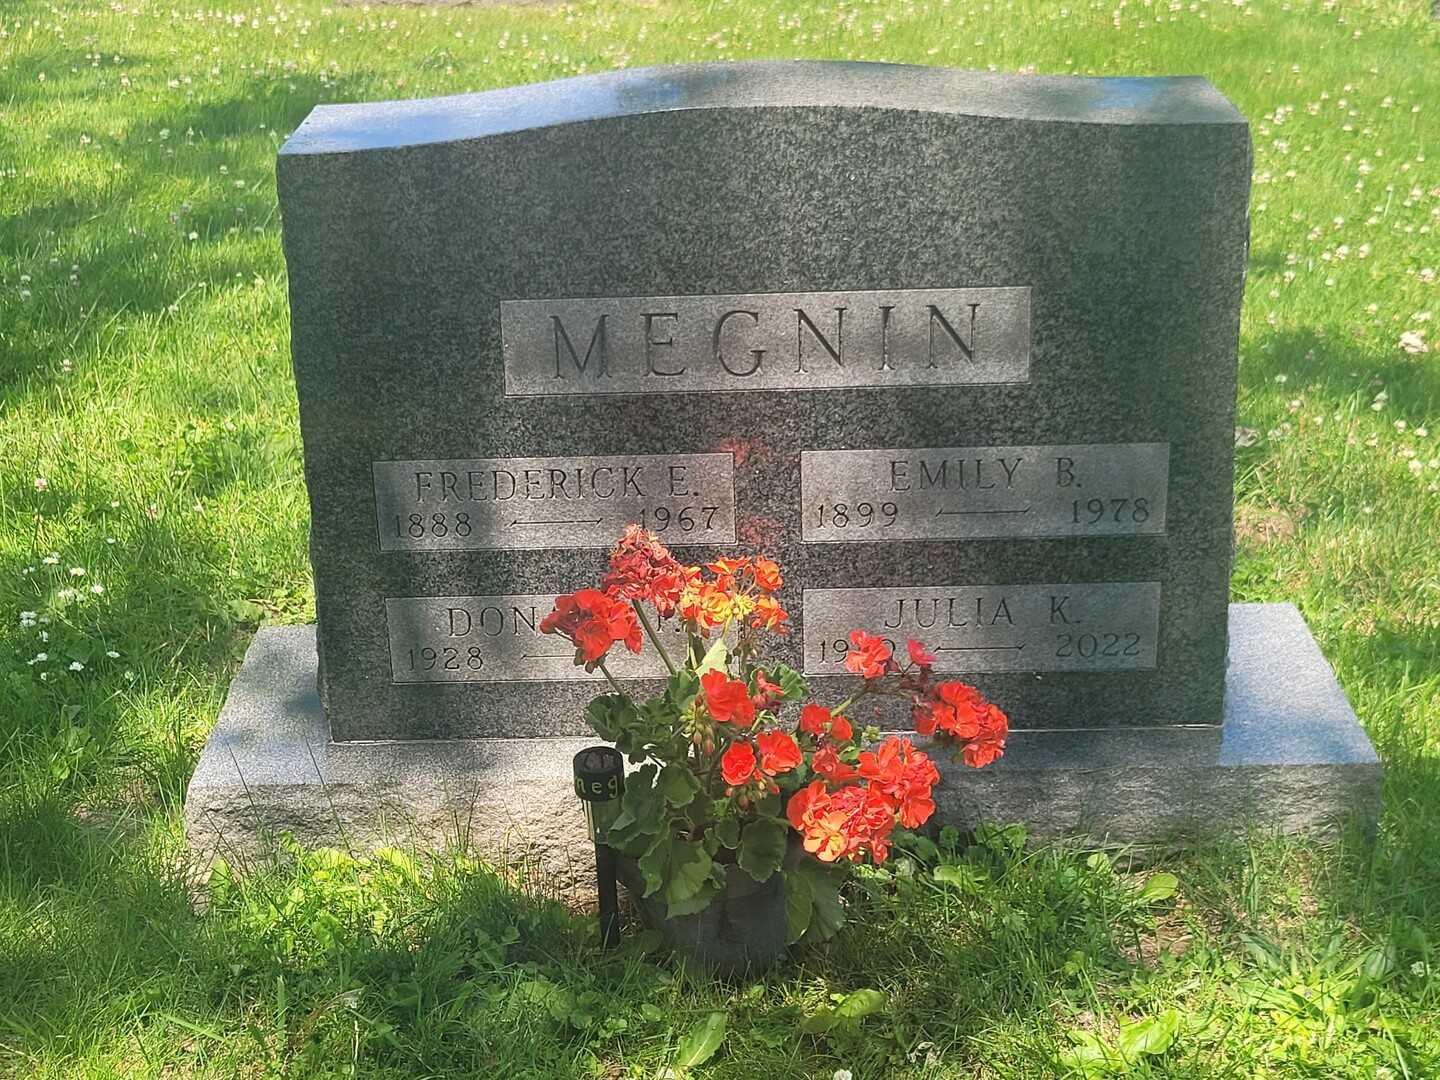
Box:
[787,781,897,863]
[602,524,685,615]
[540,589,642,663]
[752,669,786,708]
[845,631,893,679]
[750,594,790,634]
[701,669,756,728]
[723,732,800,790]
[907,639,937,668]
[811,744,859,782]
[752,556,783,592]
[799,703,852,744]
[755,730,802,775]
[721,741,758,787]
[961,703,1008,767]
[857,737,940,828]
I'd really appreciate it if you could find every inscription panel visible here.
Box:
[373,453,735,551]
[801,443,1169,542]
[803,582,1161,675]
[501,287,1031,396]
[385,594,691,683]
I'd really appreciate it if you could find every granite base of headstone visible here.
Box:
[184,62,1381,884]
[186,604,1379,887]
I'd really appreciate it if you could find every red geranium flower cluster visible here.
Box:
[538,589,642,664]
[722,730,802,794]
[786,735,940,863]
[913,681,1009,767]
[701,670,756,729]
[601,524,687,615]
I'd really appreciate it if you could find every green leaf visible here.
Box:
[585,694,638,744]
[608,764,666,853]
[800,1007,836,1034]
[737,817,788,883]
[1057,1030,1124,1075]
[659,764,700,807]
[761,663,808,702]
[675,1011,727,1069]
[664,839,714,916]
[933,864,988,894]
[790,859,846,942]
[664,880,720,918]
[1117,1010,1180,1060]
[834,988,886,1021]
[695,637,729,677]
[785,870,813,944]
[715,817,740,850]
[637,833,671,898]
[1138,872,1179,904]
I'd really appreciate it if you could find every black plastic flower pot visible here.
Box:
[613,851,789,977]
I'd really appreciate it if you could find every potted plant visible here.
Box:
[540,526,1009,973]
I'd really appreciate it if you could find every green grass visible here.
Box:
[1,0,1438,1075]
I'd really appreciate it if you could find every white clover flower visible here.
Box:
[1400,331,1429,354]
[69,567,85,577]
[39,672,49,682]
[68,661,84,672]
[19,611,37,621]
[42,554,58,564]
[105,650,120,659]
[89,583,104,595]
[33,477,48,492]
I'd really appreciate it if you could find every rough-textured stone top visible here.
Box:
[277,61,1251,742]
[282,62,1246,156]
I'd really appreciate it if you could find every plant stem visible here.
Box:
[632,600,677,675]
[596,661,635,708]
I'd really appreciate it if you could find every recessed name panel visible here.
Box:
[385,594,691,683]
[500,287,1031,396]
[802,582,1161,675]
[801,443,1169,542]
[373,453,735,551]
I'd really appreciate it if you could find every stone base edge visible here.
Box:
[185,604,1381,887]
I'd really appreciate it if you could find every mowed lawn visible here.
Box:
[1,0,1437,1076]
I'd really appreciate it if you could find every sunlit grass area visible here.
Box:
[1,0,1437,1075]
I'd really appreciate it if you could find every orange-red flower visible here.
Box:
[961,703,1008,767]
[602,524,685,615]
[756,729,802,774]
[749,594,790,634]
[787,781,897,863]
[721,741,758,787]
[540,589,642,663]
[752,669,786,708]
[701,670,756,728]
[907,638,937,668]
[857,736,940,828]
[811,744,859,782]
[799,703,853,744]
[845,630,893,678]
[752,557,783,592]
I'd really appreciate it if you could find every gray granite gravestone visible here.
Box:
[185,62,1379,880]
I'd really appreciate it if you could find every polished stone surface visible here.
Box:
[184,605,1381,880]
[277,61,1252,740]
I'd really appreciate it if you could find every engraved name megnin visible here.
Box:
[501,287,1031,396]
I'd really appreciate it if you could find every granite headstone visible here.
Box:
[277,61,1247,742]
[186,62,1379,877]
